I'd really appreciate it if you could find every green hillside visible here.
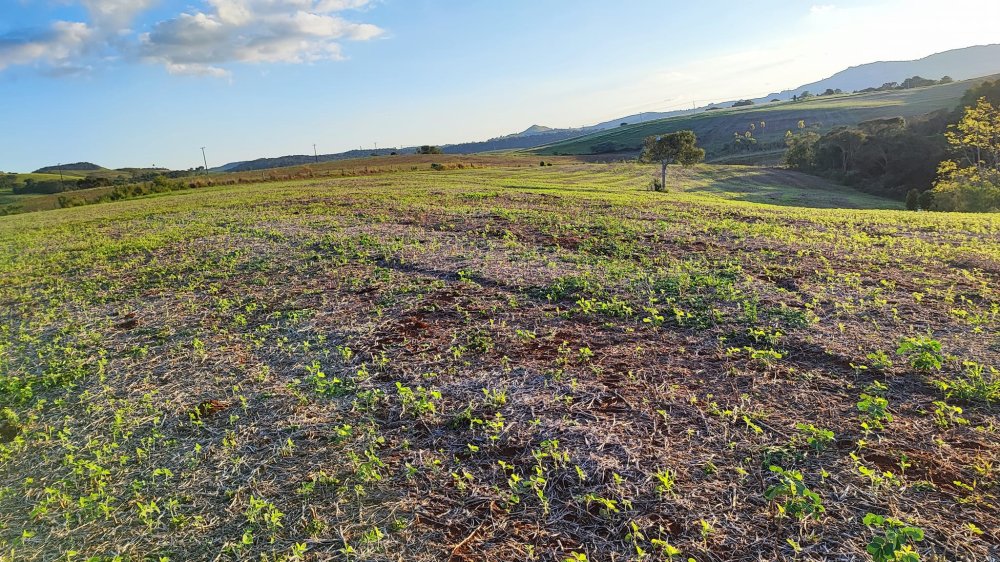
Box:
[534,76,993,157]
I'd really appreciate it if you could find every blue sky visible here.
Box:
[1,0,998,172]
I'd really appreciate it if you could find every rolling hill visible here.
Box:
[771,43,1000,100]
[532,75,994,158]
[217,131,590,173]
[32,162,104,174]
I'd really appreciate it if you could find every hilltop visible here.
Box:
[32,162,104,174]
[771,43,1000,100]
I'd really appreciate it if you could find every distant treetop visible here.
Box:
[33,162,103,173]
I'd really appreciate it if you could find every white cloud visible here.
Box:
[809,4,836,16]
[165,61,231,78]
[0,21,93,71]
[139,1,383,72]
[0,0,383,76]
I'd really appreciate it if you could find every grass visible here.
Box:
[0,189,23,208]
[10,172,88,183]
[2,154,580,214]
[0,157,997,561]
[0,171,117,213]
[533,76,996,157]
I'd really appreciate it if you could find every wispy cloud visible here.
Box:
[0,0,383,77]
[809,4,837,16]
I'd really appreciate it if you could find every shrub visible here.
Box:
[57,195,87,208]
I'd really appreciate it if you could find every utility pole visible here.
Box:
[313,144,318,164]
[57,163,64,183]
[200,147,208,174]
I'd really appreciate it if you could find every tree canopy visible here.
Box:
[931,98,1000,212]
[640,131,705,191]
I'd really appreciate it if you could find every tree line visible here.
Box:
[2,168,210,196]
[784,79,1000,212]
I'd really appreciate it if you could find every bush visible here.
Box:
[905,189,920,210]
[918,190,934,210]
[13,179,77,195]
[57,195,87,208]
[430,163,445,171]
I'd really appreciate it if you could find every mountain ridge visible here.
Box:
[199,44,1000,174]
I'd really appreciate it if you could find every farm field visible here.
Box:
[533,76,996,158]
[0,160,998,561]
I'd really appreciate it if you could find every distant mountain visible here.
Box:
[518,125,556,136]
[213,45,1000,175]
[441,129,586,154]
[34,162,104,173]
[583,45,1000,129]
[217,130,589,172]
[221,149,400,173]
[762,44,1000,101]
[588,109,698,131]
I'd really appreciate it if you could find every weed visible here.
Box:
[930,401,967,428]
[396,383,441,418]
[245,496,284,543]
[896,336,944,372]
[934,361,1000,403]
[794,423,835,452]
[653,468,677,497]
[858,393,893,431]
[764,466,825,521]
[863,513,924,562]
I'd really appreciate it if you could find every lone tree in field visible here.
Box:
[641,131,705,191]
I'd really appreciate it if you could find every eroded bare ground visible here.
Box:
[0,172,998,562]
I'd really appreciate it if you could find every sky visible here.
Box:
[1,0,998,172]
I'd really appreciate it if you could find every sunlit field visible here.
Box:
[1,160,997,561]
